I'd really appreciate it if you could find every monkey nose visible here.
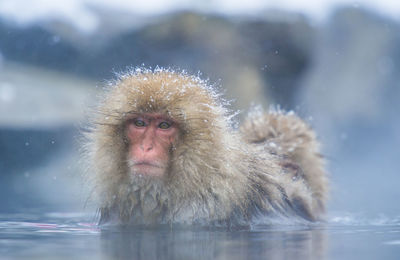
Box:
[141,131,156,151]
[140,143,153,151]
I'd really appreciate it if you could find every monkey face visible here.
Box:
[126,113,178,178]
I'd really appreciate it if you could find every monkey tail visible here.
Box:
[240,107,329,215]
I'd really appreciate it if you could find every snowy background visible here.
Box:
[0,0,399,221]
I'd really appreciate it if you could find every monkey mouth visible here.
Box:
[127,159,166,177]
[133,161,163,168]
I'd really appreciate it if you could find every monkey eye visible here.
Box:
[158,122,171,129]
[133,119,146,127]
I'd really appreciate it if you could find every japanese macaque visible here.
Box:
[83,69,328,226]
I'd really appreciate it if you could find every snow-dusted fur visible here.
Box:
[83,69,328,226]
[240,107,329,218]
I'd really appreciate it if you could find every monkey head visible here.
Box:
[85,68,250,224]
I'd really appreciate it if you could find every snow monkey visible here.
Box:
[83,68,328,226]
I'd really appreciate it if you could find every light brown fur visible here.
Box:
[83,69,328,226]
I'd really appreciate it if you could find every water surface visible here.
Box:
[1,213,399,259]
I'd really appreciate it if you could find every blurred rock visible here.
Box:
[0,11,316,110]
[0,62,96,127]
[299,7,400,216]
[301,7,400,130]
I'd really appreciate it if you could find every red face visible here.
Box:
[126,114,178,177]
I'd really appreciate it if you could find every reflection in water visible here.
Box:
[1,213,400,260]
[100,226,326,260]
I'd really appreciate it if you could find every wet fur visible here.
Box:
[83,69,328,226]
